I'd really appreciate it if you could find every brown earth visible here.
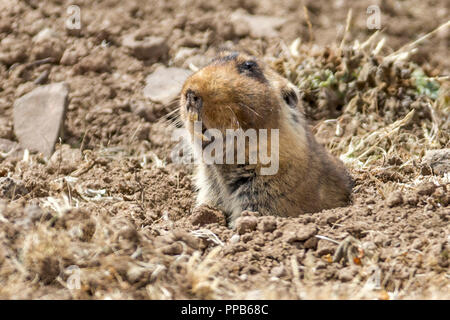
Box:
[0,0,449,299]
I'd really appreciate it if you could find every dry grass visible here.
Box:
[273,22,449,173]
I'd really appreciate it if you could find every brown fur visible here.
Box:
[179,52,353,227]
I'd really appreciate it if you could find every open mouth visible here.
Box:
[187,110,215,148]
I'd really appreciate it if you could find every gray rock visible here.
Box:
[172,47,198,65]
[143,66,192,105]
[122,33,169,61]
[183,54,210,69]
[230,10,286,38]
[422,148,450,176]
[13,83,69,157]
[172,47,210,69]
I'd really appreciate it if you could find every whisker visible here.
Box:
[161,116,183,128]
[156,106,181,124]
[239,102,262,119]
[226,105,241,128]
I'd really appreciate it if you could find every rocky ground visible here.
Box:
[0,0,449,299]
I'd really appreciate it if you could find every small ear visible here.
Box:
[282,89,298,108]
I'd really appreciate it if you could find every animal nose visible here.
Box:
[186,90,202,112]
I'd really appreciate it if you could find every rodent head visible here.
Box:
[180,51,302,138]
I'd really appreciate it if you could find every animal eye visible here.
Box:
[237,60,266,82]
[283,90,298,108]
[241,60,257,70]
[238,60,258,74]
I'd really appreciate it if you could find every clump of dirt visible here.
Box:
[0,0,449,300]
[190,205,227,227]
